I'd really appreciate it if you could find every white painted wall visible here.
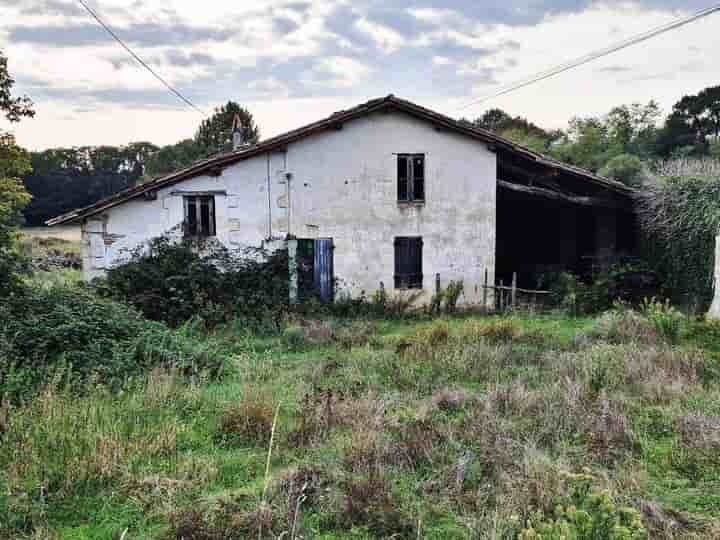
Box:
[80,110,497,305]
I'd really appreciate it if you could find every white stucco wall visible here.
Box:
[80,110,497,305]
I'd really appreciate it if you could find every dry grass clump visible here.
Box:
[288,387,386,447]
[163,503,278,540]
[462,318,519,344]
[288,387,345,447]
[390,417,450,469]
[461,408,524,479]
[588,397,637,463]
[277,465,328,531]
[420,320,451,346]
[301,318,335,344]
[546,343,703,403]
[622,347,704,404]
[338,472,413,538]
[638,500,707,539]
[216,390,276,447]
[677,414,720,453]
[429,387,473,412]
[579,310,660,345]
[334,320,378,350]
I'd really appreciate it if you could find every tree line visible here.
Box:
[463,85,720,186]
[21,101,260,225]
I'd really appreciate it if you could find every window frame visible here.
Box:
[183,195,216,238]
[396,153,425,203]
[394,236,423,290]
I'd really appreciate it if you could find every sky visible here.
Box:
[0,0,718,151]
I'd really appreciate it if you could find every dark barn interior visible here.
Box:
[495,148,636,289]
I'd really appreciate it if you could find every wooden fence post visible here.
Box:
[483,269,488,310]
[435,273,441,296]
[511,272,517,309]
[499,279,505,312]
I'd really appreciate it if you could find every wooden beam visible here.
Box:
[498,180,623,209]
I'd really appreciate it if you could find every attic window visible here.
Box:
[184,195,216,237]
[397,154,425,203]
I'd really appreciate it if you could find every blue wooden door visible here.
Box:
[314,238,334,303]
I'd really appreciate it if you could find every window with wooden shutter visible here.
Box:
[183,195,216,237]
[397,154,425,203]
[394,236,423,289]
[397,155,409,201]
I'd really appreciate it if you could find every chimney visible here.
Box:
[232,113,245,151]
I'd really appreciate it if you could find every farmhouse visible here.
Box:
[48,95,634,306]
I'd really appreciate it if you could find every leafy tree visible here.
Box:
[605,101,661,157]
[657,86,720,156]
[23,143,159,225]
[467,108,555,140]
[462,107,560,154]
[0,52,34,122]
[0,50,33,294]
[144,138,204,178]
[500,127,549,154]
[551,117,617,172]
[598,154,644,187]
[195,101,259,156]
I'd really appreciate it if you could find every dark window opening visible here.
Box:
[184,196,216,237]
[397,154,425,202]
[394,236,423,289]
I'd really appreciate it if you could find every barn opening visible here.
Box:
[494,150,636,289]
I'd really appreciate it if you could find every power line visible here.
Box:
[457,4,720,112]
[75,0,206,116]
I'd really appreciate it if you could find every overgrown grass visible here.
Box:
[2,310,720,539]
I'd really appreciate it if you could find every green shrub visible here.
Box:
[0,284,225,400]
[640,297,683,344]
[541,262,660,315]
[98,237,289,328]
[519,470,647,539]
[598,154,645,187]
[638,167,720,307]
[429,280,464,313]
[281,324,306,351]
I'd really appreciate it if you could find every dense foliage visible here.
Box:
[638,160,720,307]
[0,50,33,295]
[0,50,34,122]
[99,237,289,328]
[23,143,157,224]
[195,101,260,156]
[0,285,225,400]
[21,101,261,224]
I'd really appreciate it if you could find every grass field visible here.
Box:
[3,308,720,539]
[22,225,82,243]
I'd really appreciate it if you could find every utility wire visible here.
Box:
[75,0,206,115]
[457,4,720,111]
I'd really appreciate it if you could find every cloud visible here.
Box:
[355,17,405,53]
[302,56,372,89]
[2,0,718,150]
[248,77,291,97]
[8,22,234,47]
